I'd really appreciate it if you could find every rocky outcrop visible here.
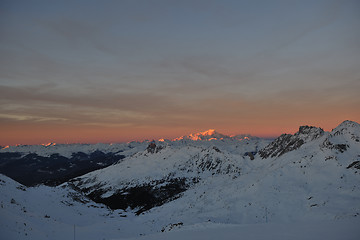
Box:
[321,120,360,152]
[146,142,164,154]
[259,126,324,159]
[330,120,360,142]
[74,177,195,215]
[346,161,360,170]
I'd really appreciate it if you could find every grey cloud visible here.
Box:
[0,82,237,128]
[0,84,177,112]
[0,83,201,128]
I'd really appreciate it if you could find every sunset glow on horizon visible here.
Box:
[1,118,356,146]
[1,0,359,146]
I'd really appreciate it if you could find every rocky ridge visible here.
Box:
[258,125,325,158]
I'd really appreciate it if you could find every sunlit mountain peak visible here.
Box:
[173,129,228,141]
[41,142,57,147]
[199,129,216,136]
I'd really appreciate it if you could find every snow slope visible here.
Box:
[1,171,359,240]
[0,174,113,239]
[2,172,359,240]
[120,220,360,240]
[0,174,169,239]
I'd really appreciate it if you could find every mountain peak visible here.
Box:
[330,120,360,141]
[259,125,324,159]
[197,129,217,136]
[173,129,226,141]
[334,120,360,131]
[41,142,57,147]
[296,125,324,141]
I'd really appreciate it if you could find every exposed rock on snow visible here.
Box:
[259,125,324,158]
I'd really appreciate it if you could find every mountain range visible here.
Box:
[0,120,359,239]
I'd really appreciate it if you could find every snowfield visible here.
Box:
[1,121,359,239]
[119,220,360,240]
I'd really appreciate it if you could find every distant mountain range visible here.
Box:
[0,129,268,186]
[0,120,359,239]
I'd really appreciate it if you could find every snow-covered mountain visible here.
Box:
[1,120,360,239]
[68,121,360,221]
[172,129,229,141]
[0,131,268,186]
[65,131,270,214]
[258,125,324,158]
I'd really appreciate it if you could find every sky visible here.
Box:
[0,0,360,145]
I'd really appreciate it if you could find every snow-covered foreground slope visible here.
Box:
[122,220,360,240]
[1,174,109,239]
[0,174,168,240]
[2,173,359,240]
